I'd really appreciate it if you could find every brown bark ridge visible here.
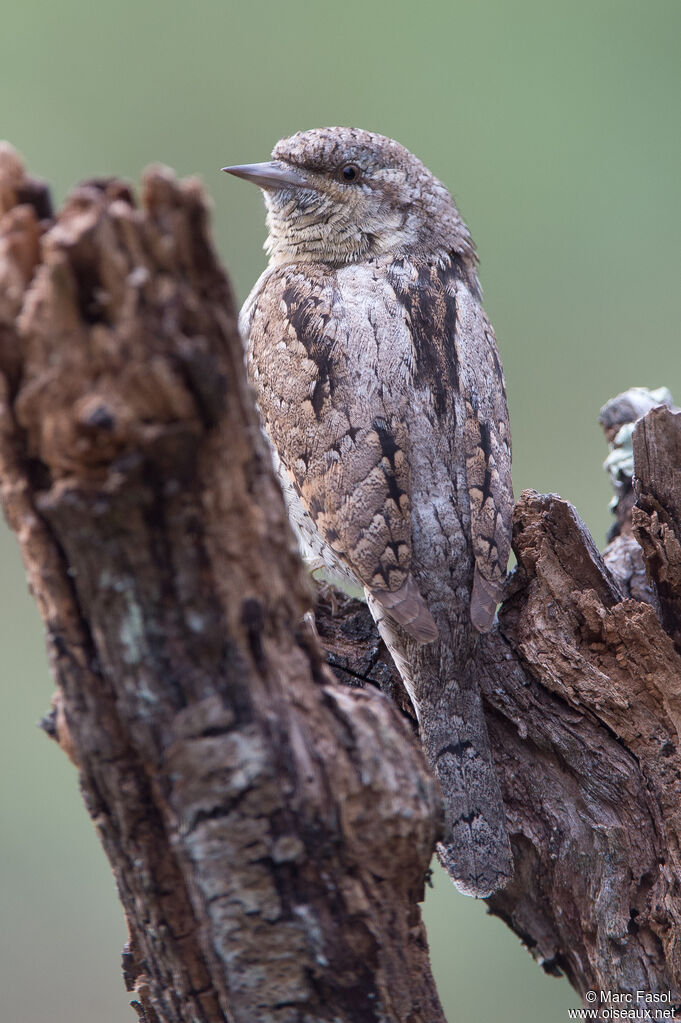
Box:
[0,144,444,1023]
[2,145,681,1021]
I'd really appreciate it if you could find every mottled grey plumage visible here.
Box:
[225,127,514,896]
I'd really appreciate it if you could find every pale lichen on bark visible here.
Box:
[1,143,681,1022]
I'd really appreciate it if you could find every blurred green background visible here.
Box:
[2,1,680,1020]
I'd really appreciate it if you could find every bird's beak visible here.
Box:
[222,161,315,191]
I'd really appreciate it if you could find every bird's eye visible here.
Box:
[340,163,361,183]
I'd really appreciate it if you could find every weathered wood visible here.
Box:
[0,146,443,1023]
[492,490,681,1002]
[633,405,681,652]
[2,144,681,1021]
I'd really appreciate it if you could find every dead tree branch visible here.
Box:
[2,145,681,1021]
[0,146,443,1023]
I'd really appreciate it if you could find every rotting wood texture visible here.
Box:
[0,144,443,1023]
[1,143,681,1021]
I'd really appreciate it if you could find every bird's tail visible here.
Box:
[416,649,512,897]
[367,593,512,897]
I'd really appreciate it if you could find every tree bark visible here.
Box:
[0,146,443,1023]
[1,144,681,1021]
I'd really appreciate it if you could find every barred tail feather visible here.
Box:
[420,659,513,897]
[367,591,512,897]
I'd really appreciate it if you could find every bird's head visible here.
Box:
[224,127,476,267]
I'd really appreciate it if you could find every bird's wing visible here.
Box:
[245,262,438,643]
[382,254,512,633]
[453,276,513,632]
